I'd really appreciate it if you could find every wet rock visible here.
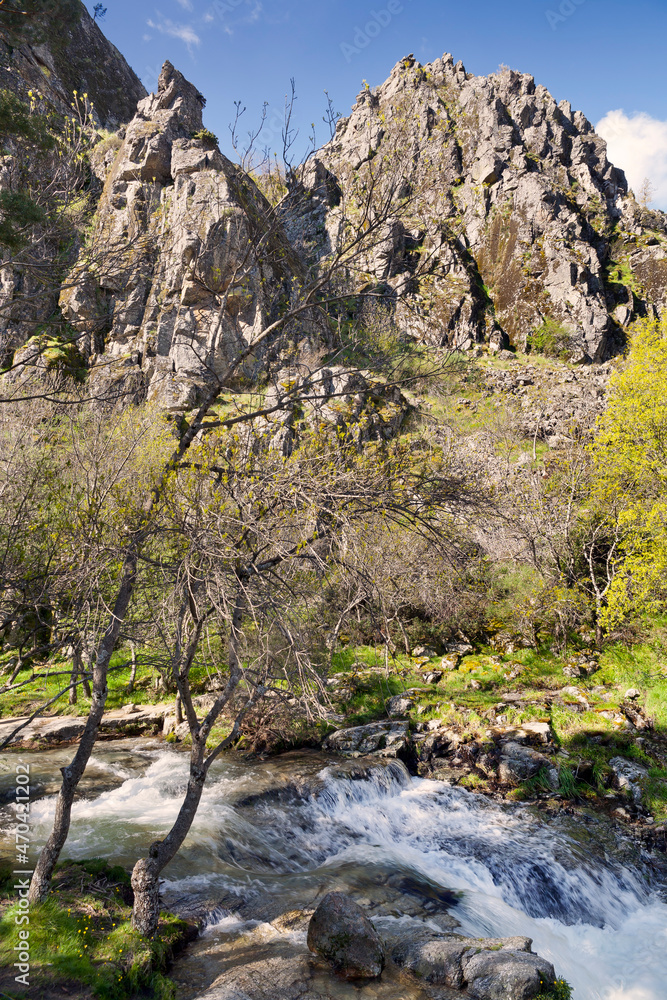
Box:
[389,932,468,987]
[388,924,549,997]
[418,730,451,762]
[462,947,557,1000]
[307,892,384,979]
[498,741,558,788]
[609,756,649,804]
[323,720,410,758]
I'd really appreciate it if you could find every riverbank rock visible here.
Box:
[323,720,411,758]
[462,947,556,1000]
[307,892,384,979]
[609,756,649,804]
[387,925,555,998]
[498,741,558,788]
[0,704,172,747]
[386,694,414,717]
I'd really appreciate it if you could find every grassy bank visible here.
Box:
[0,859,190,1000]
[327,624,667,821]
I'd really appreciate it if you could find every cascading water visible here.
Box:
[1,740,666,1000]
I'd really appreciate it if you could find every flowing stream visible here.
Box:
[1,739,667,1000]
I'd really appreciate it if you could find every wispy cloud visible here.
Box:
[174,0,193,8]
[146,14,201,53]
[247,1,262,23]
[597,109,667,210]
[204,0,264,36]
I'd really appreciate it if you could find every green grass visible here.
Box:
[0,648,213,720]
[535,978,573,1000]
[328,621,667,815]
[0,859,187,999]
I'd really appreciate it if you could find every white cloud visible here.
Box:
[146,15,200,53]
[203,11,214,22]
[596,109,667,210]
[174,0,193,9]
[247,2,262,23]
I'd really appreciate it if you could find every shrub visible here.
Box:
[191,127,219,148]
[529,319,573,359]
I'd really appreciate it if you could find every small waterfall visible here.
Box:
[2,742,666,1000]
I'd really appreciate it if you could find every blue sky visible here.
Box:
[88,0,667,207]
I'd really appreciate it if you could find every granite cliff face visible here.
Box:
[60,61,304,409]
[0,0,146,127]
[5,44,667,401]
[307,53,666,362]
[0,1,146,367]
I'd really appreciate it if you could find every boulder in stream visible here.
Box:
[307,892,385,979]
[463,947,556,1000]
[388,925,555,998]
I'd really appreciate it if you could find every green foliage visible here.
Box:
[529,319,573,359]
[191,127,219,148]
[557,764,577,798]
[0,89,55,150]
[535,978,573,1000]
[20,328,87,379]
[0,90,56,250]
[590,314,667,627]
[0,189,45,250]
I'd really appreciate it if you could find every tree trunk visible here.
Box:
[28,550,138,902]
[131,756,207,936]
[127,642,137,693]
[68,646,81,705]
[131,582,248,936]
[82,645,92,698]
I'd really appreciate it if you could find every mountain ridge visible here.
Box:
[1,21,666,401]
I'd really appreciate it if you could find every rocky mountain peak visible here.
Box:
[137,59,206,135]
[4,40,666,408]
[310,51,652,362]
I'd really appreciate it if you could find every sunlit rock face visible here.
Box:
[53,51,667,403]
[308,53,653,362]
[61,61,302,409]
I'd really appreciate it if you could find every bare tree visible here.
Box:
[129,409,487,935]
[638,177,655,209]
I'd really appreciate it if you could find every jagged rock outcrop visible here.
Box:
[0,0,146,368]
[9,48,667,401]
[304,54,667,361]
[60,60,305,408]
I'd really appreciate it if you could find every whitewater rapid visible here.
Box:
[1,742,665,999]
